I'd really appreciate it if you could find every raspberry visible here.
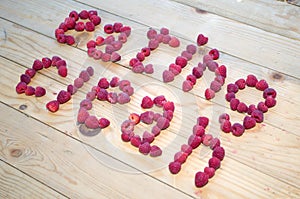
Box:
[75,22,85,31]
[105,44,115,54]
[227,83,239,93]
[243,116,256,129]
[186,44,197,54]
[153,95,166,107]
[79,10,89,19]
[209,48,219,60]
[148,39,159,50]
[218,113,230,123]
[132,64,145,73]
[98,78,109,89]
[151,125,161,137]
[169,161,181,174]
[251,110,264,123]
[213,146,225,161]
[20,74,31,84]
[58,66,68,77]
[163,110,174,121]
[65,35,75,45]
[144,64,154,74]
[77,108,89,123]
[129,58,139,67]
[150,145,162,157]
[99,118,110,128]
[235,78,246,89]
[153,113,162,122]
[175,56,188,68]
[139,142,151,155]
[109,76,119,87]
[142,131,154,144]
[162,35,171,44]
[56,60,66,68]
[155,34,163,43]
[162,70,175,82]
[97,89,108,101]
[141,96,154,109]
[263,88,277,99]
[257,102,268,113]
[85,66,94,77]
[90,15,101,26]
[206,61,218,72]
[215,75,225,85]
[221,120,231,133]
[110,52,121,62]
[121,132,132,142]
[174,151,188,164]
[156,117,170,130]
[25,86,35,96]
[55,29,64,38]
[168,36,180,47]
[193,125,205,137]
[85,116,100,129]
[117,92,130,104]
[128,113,140,125]
[215,65,227,78]
[113,22,123,33]
[160,27,169,35]
[74,78,84,89]
[122,86,134,96]
[111,41,122,51]
[194,172,209,188]
[88,10,98,18]
[56,34,65,43]
[93,50,103,60]
[57,90,71,104]
[246,74,258,87]
[247,104,257,115]
[181,144,193,155]
[169,63,182,75]
[237,102,248,113]
[163,101,175,112]
[85,21,95,32]
[205,88,215,100]
[87,48,96,57]
[46,100,60,113]
[204,167,215,179]
[35,86,46,97]
[255,79,269,91]
[16,82,27,94]
[64,17,75,29]
[121,120,134,133]
[197,34,208,46]
[104,35,115,44]
[202,134,213,146]
[131,135,142,147]
[210,138,221,150]
[230,98,240,111]
[85,91,96,101]
[147,29,157,39]
[25,68,36,78]
[265,96,277,108]
[231,123,245,136]
[95,36,105,46]
[192,66,203,78]
[51,56,61,66]
[210,80,222,92]
[141,47,151,57]
[58,23,68,32]
[181,51,193,61]
[197,116,209,128]
[80,99,92,110]
[120,26,131,37]
[203,55,213,64]
[119,80,131,90]
[188,134,202,149]
[42,57,52,68]
[224,93,235,103]
[182,80,193,92]
[186,75,197,85]
[69,10,79,21]
[32,59,43,71]
[208,157,221,170]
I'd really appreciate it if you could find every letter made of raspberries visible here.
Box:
[14,10,278,189]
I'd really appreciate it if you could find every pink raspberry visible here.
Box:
[150,145,162,157]
[215,75,225,85]
[121,132,132,142]
[203,55,212,64]
[182,80,193,92]
[186,75,197,85]
[111,52,121,62]
[57,90,71,104]
[16,82,27,94]
[213,146,225,161]
[129,113,140,125]
[25,86,35,96]
[243,116,256,129]
[139,142,151,155]
[263,88,277,99]
[153,95,166,107]
[99,118,110,128]
[120,26,131,37]
[109,76,119,87]
[168,36,180,47]
[105,44,115,54]
[188,134,202,149]
[105,92,116,102]
[85,116,100,129]
[88,10,98,18]
[151,125,161,137]
[215,65,227,78]
[86,66,94,76]
[42,57,52,68]
[225,92,235,102]
[80,99,92,110]
[147,28,157,39]
[132,64,145,73]
[210,138,221,150]
[192,66,203,78]
[58,66,68,77]
[75,22,85,31]
[141,47,151,57]
[163,110,173,121]
[46,100,60,113]
[142,131,154,144]
[210,80,222,92]
[209,48,219,60]
[90,15,101,26]
[205,88,215,100]
[141,96,154,109]
[129,58,139,67]
[208,157,221,170]
[169,63,182,75]
[56,59,66,68]
[25,68,36,78]
[155,34,163,43]
[79,70,90,82]
[160,27,169,35]
[235,78,246,89]
[117,92,130,104]
[174,151,188,164]
[144,64,154,74]
[121,120,135,133]
[136,52,145,62]
[197,117,209,128]
[257,102,268,113]
[265,96,276,108]
[79,10,89,19]
[156,117,170,130]
[20,74,31,84]
[64,17,76,29]
[119,80,131,90]
[122,86,134,96]
[65,35,75,45]
[148,39,159,50]
[87,48,97,57]
[35,86,46,97]
[98,78,109,89]
[186,44,197,55]
[194,172,209,188]
[193,125,205,137]
[230,98,240,111]
[74,77,84,89]
[162,70,175,82]
[69,10,79,20]
[237,102,248,113]
[77,108,89,123]
[202,134,213,146]
[181,144,193,155]
[97,89,108,101]
[85,21,95,32]
[181,51,193,61]
[227,83,239,93]
[140,111,154,124]
[162,35,171,44]
[163,101,175,112]
[231,123,245,136]
[256,79,269,91]
[251,110,264,123]
[246,74,258,87]
[32,59,43,71]
[169,161,181,174]
[204,167,215,179]
[197,34,208,46]
[131,135,142,147]
[113,22,123,33]
[218,113,230,123]
[206,61,218,72]
[221,120,231,133]
[85,91,96,101]
[153,113,163,122]
[95,36,105,46]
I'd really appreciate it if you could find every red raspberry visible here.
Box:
[265,96,276,108]
[111,52,121,63]
[94,50,103,60]
[221,120,231,133]
[121,132,132,142]
[85,21,95,32]
[251,110,264,123]
[122,86,134,96]
[206,61,218,72]
[85,91,96,101]
[204,167,215,179]
[181,144,193,155]
[169,63,182,75]
[247,104,256,115]
[144,64,154,74]
[88,10,98,18]
[51,56,62,66]
[162,70,175,82]
[131,135,142,147]
[99,118,110,128]
[64,17,76,29]
[153,113,162,122]
[20,74,31,84]
[95,36,105,46]
[129,113,140,124]
[119,80,131,90]
[192,66,203,78]
[107,92,118,104]
[181,51,193,61]
[218,113,230,123]
[209,48,219,60]
[56,60,67,68]
[188,134,202,149]
[182,80,193,92]
[197,117,209,128]
[97,89,108,101]
[25,86,35,96]
[230,98,240,111]
[79,70,90,82]
[163,110,173,121]
[203,55,212,64]
[140,111,154,124]
[150,145,162,157]
[257,102,268,113]
[263,88,277,99]
[174,151,188,164]
[77,108,89,123]
[157,117,170,130]
[85,116,100,129]
[243,116,256,129]
[256,79,269,91]
[141,47,151,57]
[32,59,43,71]
[55,28,64,38]
[186,75,197,85]
[210,138,221,150]
[213,146,225,161]
[132,64,145,73]
[16,82,27,94]
[74,78,84,89]
[117,93,130,104]
[79,10,89,19]
[215,75,225,85]
[80,99,92,110]
[148,39,159,50]
[202,134,213,146]
[195,172,209,188]
[193,125,205,137]
[142,131,154,144]
[105,44,115,54]
[65,35,75,45]
[98,78,109,89]
[209,157,221,170]
[46,100,60,113]
[147,29,157,39]
[139,142,151,155]
[42,57,52,68]
[90,15,101,26]
[205,88,215,100]
[169,161,181,174]
[160,27,169,35]
[168,36,180,47]
[69,10,79,21]
[197,34,208,46]
[163,101,175,112]
[153,95,166,107]
[87,40,96,49]
[58,23,68,32]
[113,22,123,33]
[57,90,71,104]
[235,78,246,89]
[121,120,134,134]
[231,123,245,136]
[162,35,171,44]
[120,26,131,37]
[225,92,235,102]
[141,96,154,109]
[25,68,36,78]
[151,125,161,137]
[246,74,258,87]
[237,102,248,113]
[215,65,227,78]
[35,86,46,97]
[186,44,197,55]
[58,66,68,77]
[109,76,119,87]
[210,80,222,92]
[75,22,85,31]
[227,83,239,93]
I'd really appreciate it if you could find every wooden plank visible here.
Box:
[171,0,300,40]
[0,0,300,78]
[0,160,67,198]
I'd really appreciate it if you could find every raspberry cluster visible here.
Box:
[220,75,277,136]
[55,10,101,45]
[120,95,175,157]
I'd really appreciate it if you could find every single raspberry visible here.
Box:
[120,26,131,37]
[163,101,175,112]
[131,135,142,147]
[85,116,100,129]
[251,110,264,123]
[74,78,84,89]
[153,95,166,107]
[119,80,131,90]
[168,36,180,47]
[16,82,27,94]
[51,56,61,66]
[144,64,154,74]
[141,96,154,109]
[235,78,246,89]
[208,157,221,170]
[111,41,123,51]
[121,132,132,142]
[186,44,197,55]
[99,118,110,128]
[231,123,245,136]
[202,134,213,146]
[162,35,171,44]
[181,144,193,155]
[142,131,154,144]
[117,92,130,104]
[215,65,227,78]
[25,86,35,96]
[153,113,163,122]
[151,125,161,137]
[65,35,75,45]
[256,79,269,91]
[78,71,90,82]
[121,120,135,133]
[147,28,157,39]
[155,34,164,43]
[64,17,76,29]
[209,48,219,60]
[88,10,98,18]
[227,83,239,93]
[210,80,222,92]
[108,76,119,88]
[85,91,96,101]
[210,138,221,150]
[87,48,96,57]
[32,59,43,71]
[58,66,68,77]
[246,74,258,87]
[87,40,96,49]
[150,145,162,157]
[97,89,108,101]
[46,100,60,113]
[157,117,170,130]
[105,44,115,54]
[243,116,256,129]
[195,172,209,188]
[169,63,182,75]
[215,75,225,85]
[95,36,105,46]
[25,68,36,78]
[186,75,197,85]
[129,58,139,67]
[188,134,202,149]
[263,88,277,99]
[182,80,193,92]
[213,146,225,161]
[197,117,209,128]
[205,88,215,100]
[128,113,140,125]
[197,34,208,46]
[136,52,145,62]
[237,102,248,113]
[218,113,230,123]
[139,142,151,155]
[122,86,134,96]
[163,110,174,121]
[110,52,121,62]
[192,66,203,78]
[174,151,188,164]
[221,120,231,133]
[247,104,257,115]
[85,21,95,32]
[265,96,277,108]
[206,61,218,72]
[69,10,79,21]
[204,167,215,179]
[58,23,68,32]
[98,78,109,89]
[181,51,193,61]
[160,27,169,35]
[20,74,31,84]
[57,90,71,104]
[230,98,240,111]
[193,125,205,137]
[77,108,89,123]
[90,15,101,26]
[257,102,268,113]
[132,64,145,73]
[80,99,92,110]
[56,34,65,43]
[42,57,52,68]
[141,47,151,57]
[56,60,67,68]
[148,39,159,50]
[75,21,85,31]
[169,161,181,174]
[79,10,89,19]
[35,86,46,97]
[203,55,213,64]
[55,28,64,38]
[113,22,123,33]
[162,70,175,82]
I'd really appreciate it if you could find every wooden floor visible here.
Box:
[0,0,300,198]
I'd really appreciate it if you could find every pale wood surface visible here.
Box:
[0,0,300,198]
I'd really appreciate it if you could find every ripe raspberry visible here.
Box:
[150,145,162,157]
[131,135,142,147]
[209,157,221,170]
[117,92,130,104]
[192,66,203,78]
[257,102,268,113]
[148,39,159,50]
[97,89,108,101]
[205,88,215,100]
[147,28,157,39]
[51,56,61,66]
[163,101,175,112]
[99,118,110,128]
[218,113,230,123]
[122,86,134,96]
[119,80,131,90]
[204,167,215,179]
[221,120,231,133]
[90,15,101,26]
[162,35,171,44]
[57,90,71,104]
[156,34,165,43]
[188,134,202,149]
[246,74,258,87]
[197,117,209,128]
[169,63,182,75]
[206,61,218,72]
[69,10,79,20]
[193,125,205,137]
[235,78,246,89]
[265,96,276,108]
[58,23,68,32]
[108,76,119,87]
[20,74,31,84]
[98,78,109,89]
[55,28,64,38]
[202,134,213,146]
[141,47,151,57]
[56,60,67,69]
[87,40,96,49]
[85,21,95,32]
[197,34,208,46]
[57,66,68,78]
[25,68,36,78]
[80,99,92,110]
[230,98,240,111]
[85,91,96,101]
[77,108,89,123]
[120,26,131,37]
[181,51,193,61]
[132,64,145,73]
[209,48,219,60]
[16,82,27,94]
[153,95,166,107]
[168,36,180,47]
[128,113,139,125]
[141,96,154,109]
[121,120,134,133]
[231,123,245,136]
[144,64,154,74]
[35,86,46,97]
[142,131,154,144]
[247,104,257,115]
[215,75,225,85]
[182,80,193,92]
[203,55,213,64]
[139,142,151,155]
[153,113,162,122]
[210,138,221,150]
[32,59,43,71]
[46,100,60,113]
[162,70,175,82]
[213,146,225,161]
[56,34,66,43]
[64,17,76,29]
[237,102,248,113]
[157,117,170,130]
[186,75,197,85]
[160,27,169,35]
[65,35,75,45]
[75,21,85,31]
[85,116,100,129]
[121,132,132,142]
[25,86,35,96]
[263,88,277,99]
[151,125,161,137]
[42,57,52,68]
[105,44,115,54]
[169,161,181,174]
[251,110,264,123]
[215,65,227,78]
[163,110,174,121]
[243,116,256,129]
[225,92,235,103]
[181,144,193,155]
[74,77,84,89]
[256,79,269,91]
[174,151,188,164]
[113,22,123,33]
[227,83,239,93]
[195,172,209,188]
[186,44,197,55]
[88,10,98,18]
[79,10,89,19]
[210,80,222,92]
[87,48,96,57]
